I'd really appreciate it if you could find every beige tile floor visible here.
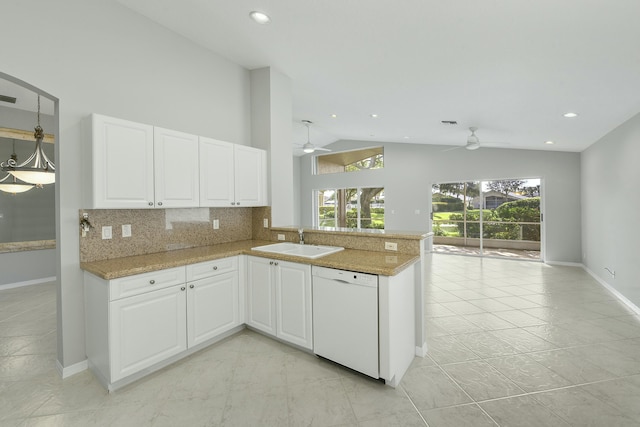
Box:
[2,254,640,426]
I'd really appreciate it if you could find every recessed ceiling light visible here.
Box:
[249,11,271,24]
[545,140,555,145]
[370,114,378,118]
[563,112,578,118]
[403,136,410,139]
[330,114,337,118]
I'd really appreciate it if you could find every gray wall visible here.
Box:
[0,249,56,287]
[299,140,582,263]
[2,0,251,369]
[582,112,640,307]
[0,106,56,286]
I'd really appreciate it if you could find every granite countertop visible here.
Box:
[80,240,420,280]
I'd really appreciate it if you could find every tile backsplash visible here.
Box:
[80,206,271,262]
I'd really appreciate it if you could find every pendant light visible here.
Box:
[0,140,35,194]
[4,95,55,185]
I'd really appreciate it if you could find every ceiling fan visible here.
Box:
[296,120,331,154]
[444,127,482,151]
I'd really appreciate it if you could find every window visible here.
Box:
[314,147,383,175]
[316,187,384,229]
[431,179,542,260]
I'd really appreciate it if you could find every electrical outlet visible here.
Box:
[213,219,220,230]
[102,226,112,240]
[385,242,398,251]
[278,234,285,241]
[122,224,132,237]
[263,218,269,228]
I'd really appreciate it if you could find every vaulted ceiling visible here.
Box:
[21,1,640,153]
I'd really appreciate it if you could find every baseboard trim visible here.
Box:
[582,266,640,316]
[415,342,428,357]
[545,261,583,267]
[0,276,57,290]
[56,358,88,379]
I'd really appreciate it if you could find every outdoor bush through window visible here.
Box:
[316,188,384,229]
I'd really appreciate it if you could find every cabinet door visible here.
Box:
[246,256,276,336]
[154,127,200,208]
[275,261,313,349]
[187,272,239,347]
[110,285,187,382]
[199,137,235,207]
[234,145,266,207]
[90,114,155,209]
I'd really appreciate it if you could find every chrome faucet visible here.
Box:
[298,228,305,245]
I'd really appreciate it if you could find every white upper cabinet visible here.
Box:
[153,127,200,208]
[85,114,155,209]
[234,145,267,206]
[199,137,267,207]
[86,114,200,209]
[85,114,265,209]
[199,137,235,206]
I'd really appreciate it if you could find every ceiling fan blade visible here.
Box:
[442,145,463,152]
[314,147,331,152]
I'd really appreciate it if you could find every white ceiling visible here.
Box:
[26,1,640,153]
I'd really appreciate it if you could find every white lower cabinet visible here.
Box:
[246,256,313,349]
[186,261,240,347]
[110,284,187,382]
[84,257,241,390]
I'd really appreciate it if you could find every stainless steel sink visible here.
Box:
[251,242,344,259]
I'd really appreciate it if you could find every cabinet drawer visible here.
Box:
[110,267,186,301]
[186,257,238,282]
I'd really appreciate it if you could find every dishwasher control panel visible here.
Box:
[312,266,378,286]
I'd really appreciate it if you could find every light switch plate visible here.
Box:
[213,219,220,230]
[263,218,269,228]
[278,234,285,241]
[102,226,112,240]
[122,224,132,237]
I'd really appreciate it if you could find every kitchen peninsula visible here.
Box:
[81,212,430,392]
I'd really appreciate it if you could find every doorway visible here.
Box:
[431,179,542,260]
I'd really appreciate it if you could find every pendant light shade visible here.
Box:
[0,143,35,194]
[0,176,35,193]
[3,95,55,185]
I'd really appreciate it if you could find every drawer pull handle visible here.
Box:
[189,284,194,289]
[149,280,155,285]
[270,261,274,265]
[180,287,186,291]
[213,266,218,270]
[274,262,278,266]
[148,202,153,206]
[158,202,163,206]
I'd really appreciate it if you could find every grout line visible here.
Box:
[398,384,429,426]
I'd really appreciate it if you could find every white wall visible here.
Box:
[300,140,582,263]
[582,112,640,307]
[292,156,302,225]
[250,68,294,226]
[1,0,251,369]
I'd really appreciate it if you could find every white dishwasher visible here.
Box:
[312,266,379,379]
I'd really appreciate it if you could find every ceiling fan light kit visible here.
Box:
[297,120,330,154]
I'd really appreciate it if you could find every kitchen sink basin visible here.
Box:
[251,242,344,259]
